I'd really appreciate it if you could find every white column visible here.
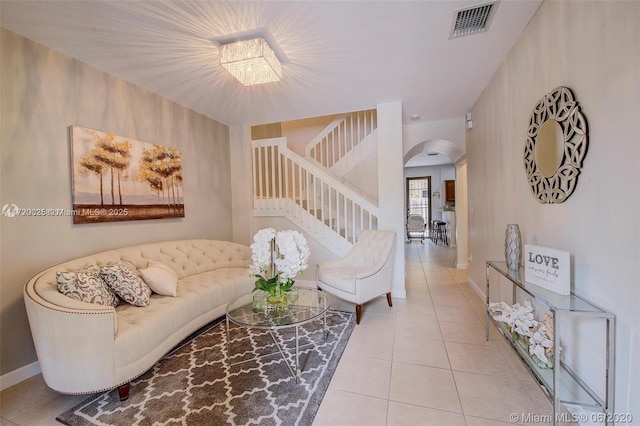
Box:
[377,101,406,299]
[455,160,469,269]
[229,124,253,246]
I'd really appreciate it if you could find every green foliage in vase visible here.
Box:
[253,276,294,295]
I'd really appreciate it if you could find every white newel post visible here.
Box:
[377,101,406,299]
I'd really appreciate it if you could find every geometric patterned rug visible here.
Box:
[56,310,355,426]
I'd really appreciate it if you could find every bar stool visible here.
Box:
[432,221,448,245]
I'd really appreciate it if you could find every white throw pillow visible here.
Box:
[139,261,178,297]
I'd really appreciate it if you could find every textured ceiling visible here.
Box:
[1,0,541,130]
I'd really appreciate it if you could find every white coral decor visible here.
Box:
[528,323,553,364]
[488,300,554,368]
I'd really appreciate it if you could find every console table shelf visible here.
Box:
[485,261,615,425]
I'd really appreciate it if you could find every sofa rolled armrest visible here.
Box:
[24,273,118,394]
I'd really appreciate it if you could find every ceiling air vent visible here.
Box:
[450,2,498,39]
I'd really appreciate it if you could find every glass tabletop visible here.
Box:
[226,287,330,329]
[487,261,613,315]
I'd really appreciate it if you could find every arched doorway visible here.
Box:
[403,139,469,270]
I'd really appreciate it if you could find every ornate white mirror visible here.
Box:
[523,87,589,204]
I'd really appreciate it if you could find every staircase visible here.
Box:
[305,110,377,177]
[252,110,378,256]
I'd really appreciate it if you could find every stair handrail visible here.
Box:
[253,137,379,250]
[303,156,378,207]
[304,114,349,158]
[304,110,377,169]
[256,138,379,214]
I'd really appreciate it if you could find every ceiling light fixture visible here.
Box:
[219,37,282,86]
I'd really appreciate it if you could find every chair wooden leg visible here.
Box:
[355,304,362,324]
[386,292,393,307]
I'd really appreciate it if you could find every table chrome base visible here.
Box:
[225,312,328,383]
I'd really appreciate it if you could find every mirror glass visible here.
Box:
[535,119,564,177]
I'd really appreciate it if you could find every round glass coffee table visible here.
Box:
[225,287,330,382]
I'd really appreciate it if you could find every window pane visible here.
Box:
[407,177,430,223]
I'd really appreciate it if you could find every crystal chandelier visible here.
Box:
[219,38,282,86]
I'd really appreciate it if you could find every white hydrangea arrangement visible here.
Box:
[249,228,310,302]
[489,300,555,368]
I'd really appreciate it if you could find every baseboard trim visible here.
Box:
[0,361,41,391]
[456,262,468,270]
[467,275,486,300]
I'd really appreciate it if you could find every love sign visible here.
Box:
[524,244,570,295]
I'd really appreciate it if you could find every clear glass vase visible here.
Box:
[252,288,298,313]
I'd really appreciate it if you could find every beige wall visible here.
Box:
[0,29,233,376]
[466,0,639,416]
[250,122,282,141]
[342,150,378,202]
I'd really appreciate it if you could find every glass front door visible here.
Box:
[407,177,431,233]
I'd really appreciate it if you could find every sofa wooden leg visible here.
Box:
[118,383,130,401]
[355,304,362,324]
[386,292,393,307]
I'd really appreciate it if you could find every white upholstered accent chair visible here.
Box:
[317,229,396,324]
[406,214,427,243]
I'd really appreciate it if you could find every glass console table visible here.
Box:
[485,261,615,425]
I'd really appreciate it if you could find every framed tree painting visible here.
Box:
[70,125,185,224]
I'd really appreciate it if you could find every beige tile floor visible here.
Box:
[313,242,558,426]
[0,242,556,425]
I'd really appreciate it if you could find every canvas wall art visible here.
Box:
[70,125,184,224]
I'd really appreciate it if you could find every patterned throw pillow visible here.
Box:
[56,263,120,307]
[139,261,178,297]
[100,263,152,307]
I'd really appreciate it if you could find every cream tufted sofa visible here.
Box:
[24,239,254,399]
